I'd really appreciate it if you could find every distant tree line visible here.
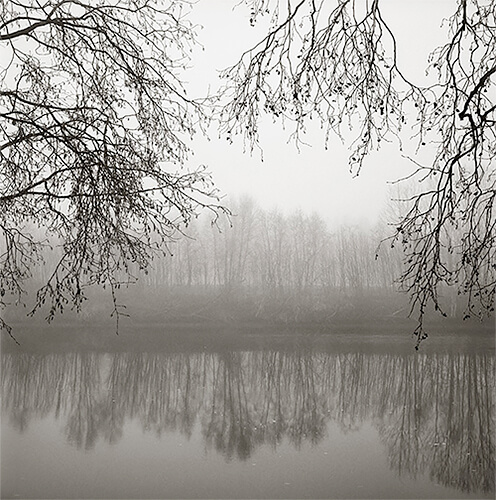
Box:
[23,196,466,325]
[135,196,462,322]
[143,197,402,293]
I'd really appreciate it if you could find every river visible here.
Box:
[1,332,494,499]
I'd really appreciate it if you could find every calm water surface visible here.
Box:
[1,340,494,499]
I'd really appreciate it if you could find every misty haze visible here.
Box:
[1,0,494,499]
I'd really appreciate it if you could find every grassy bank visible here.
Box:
[2,285,493,354]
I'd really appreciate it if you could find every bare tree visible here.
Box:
[216,0,496,345]
[0,0,226,339]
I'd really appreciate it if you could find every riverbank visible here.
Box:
[2,285,493,353]
[2,313,494,355]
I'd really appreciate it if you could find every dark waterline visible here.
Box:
[1,336,494,499]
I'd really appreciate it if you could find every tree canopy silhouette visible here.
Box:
[1,0,494,345]
[0,0,225,340]
[216,0,495,345]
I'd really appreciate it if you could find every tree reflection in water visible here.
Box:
[2,350,494,494]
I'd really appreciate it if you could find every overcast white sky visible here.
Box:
[184,0,455,227]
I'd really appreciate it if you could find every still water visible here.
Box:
[1,344,494,499]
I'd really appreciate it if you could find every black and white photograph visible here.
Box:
[1,0,495,498]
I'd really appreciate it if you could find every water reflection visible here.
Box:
[2,350,494,495]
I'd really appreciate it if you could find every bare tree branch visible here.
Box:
[0,0,228,336]
[215,0,496,346]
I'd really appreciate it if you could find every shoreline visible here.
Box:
[2,315,494,354]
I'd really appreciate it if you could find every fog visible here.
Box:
[181,0,456,226]
[2,2,494,499]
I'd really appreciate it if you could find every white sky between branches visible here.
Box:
[0,0,456,228]
[185,0,456,227]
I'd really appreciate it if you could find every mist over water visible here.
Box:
[2,346,494,499]
[2,199,494,499]
[2,1,495,499]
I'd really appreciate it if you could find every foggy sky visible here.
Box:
[184,0,455,227]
